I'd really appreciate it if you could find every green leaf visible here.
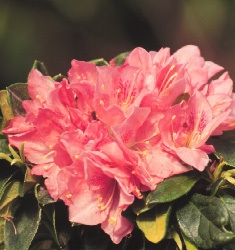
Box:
[136,203,172,243]
[90,58,109,66]
[169,229,183,250]
[35,184,55,205]
[146,171,201,205]
[41,204,61,248]
[220,193,235,231]
[52,74,66,82]
[4,194,42,250]
[31,60,48,75]
[113,52,129,66]
[0,136,11,155]
[0,166,19,200]
[132,193,156,215]
[182,234,197,250]
[0,90,14,129]
[176,193,235,249]
[208,130,235,166]
[0,218,5,249]
[0,181,21,211]
[6,83,30,116]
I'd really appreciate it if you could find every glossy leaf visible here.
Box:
[220,193,235,231]
[136,204,172,243]
[208,130,235,166]
[4,194,42,250]
[6,83,30,116]
[146,171,201,204]
[176,193,235,249]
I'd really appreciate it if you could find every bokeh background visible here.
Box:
[1,0,235,88]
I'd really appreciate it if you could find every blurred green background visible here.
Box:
[1,0,235,88]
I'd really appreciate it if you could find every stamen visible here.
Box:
[42,151,54,159]
[98,183,116,211]
[163,72,178,90]
[109,217,117,224]
[66,194,72,199]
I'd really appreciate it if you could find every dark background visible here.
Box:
[1,0,235,88]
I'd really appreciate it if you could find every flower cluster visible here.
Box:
[3,45,235,243]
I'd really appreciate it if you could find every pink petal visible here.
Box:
[175,147,210,171]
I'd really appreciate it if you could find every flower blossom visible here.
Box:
[3,69,146,244]
[3,45,235,244]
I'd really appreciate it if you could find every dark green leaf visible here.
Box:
[220,193,235,231]
[0,218,5,248]
[4,194,42,250]
[132,193,155,215]
[146,171,201,204]
[31,60,48,75]
[210,178,225,196]
[6,83,30,116]
[0,181,20,211]
[0,165,19,199]
[176,193,235,249]
[208,130,235,166]
[223,240,235,250]
[113,52,129,66]
[41,204,61,248]
[35,184,55,205]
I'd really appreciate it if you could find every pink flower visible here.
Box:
[3,45,235,244]
[31,122,144,244]
[4,69,145,243]
[158,91,230,170]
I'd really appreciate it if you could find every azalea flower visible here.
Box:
[3,45,235,245]
[158,91,230,170]
[3,68,145,244]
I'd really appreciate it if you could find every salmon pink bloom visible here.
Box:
[205,72,235,134]
[3,45,235,245]
[31,122,145,244]
[158,91,230,170]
